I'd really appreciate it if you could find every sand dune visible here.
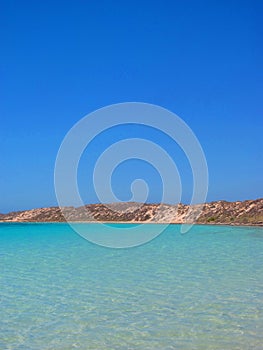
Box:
[1,199,262,225]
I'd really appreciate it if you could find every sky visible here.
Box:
[0,0,262,213]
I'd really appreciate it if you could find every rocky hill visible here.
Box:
[0,199,262,225]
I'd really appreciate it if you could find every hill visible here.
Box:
[0,199,262,226]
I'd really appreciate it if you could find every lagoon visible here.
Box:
[0,223,262,349]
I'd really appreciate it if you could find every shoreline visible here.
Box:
[0,221,262,228]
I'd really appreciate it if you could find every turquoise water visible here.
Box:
[0,223,263,350]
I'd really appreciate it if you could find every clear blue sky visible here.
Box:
[1,0,262,212]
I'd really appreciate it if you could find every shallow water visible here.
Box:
[0,223,262,349]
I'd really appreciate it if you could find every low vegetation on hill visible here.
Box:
[1,199,262,226]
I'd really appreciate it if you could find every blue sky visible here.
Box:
[0,0,262,212]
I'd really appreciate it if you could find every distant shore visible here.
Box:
[0,198,262,226]
[0,221,262,227]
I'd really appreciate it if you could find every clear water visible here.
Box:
[0,223,263,350]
